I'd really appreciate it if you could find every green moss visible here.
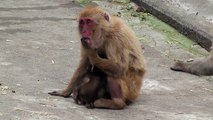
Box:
[74,0,93,5]
[122,8,208,56]
[141,14,208,56]
[110,0,130,4]
[74,0,130,5]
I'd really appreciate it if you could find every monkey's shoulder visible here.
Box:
[110,16,127,28]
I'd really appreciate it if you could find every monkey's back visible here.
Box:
[109,16,145,72]
[107,16,146,101]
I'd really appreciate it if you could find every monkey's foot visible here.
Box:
[93,98,126,109]
[85,103,95,109]
[48,90,71,98]
[170,61,186,72]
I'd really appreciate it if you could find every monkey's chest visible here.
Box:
[89,51,107,73]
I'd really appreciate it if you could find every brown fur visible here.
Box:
[48,7,146,109]
[171,52,213,75]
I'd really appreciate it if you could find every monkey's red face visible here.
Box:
[79,17,100,49]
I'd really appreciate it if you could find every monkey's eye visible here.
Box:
[79,20,84,26]
[86,19,93,25]
[92,29,95,33]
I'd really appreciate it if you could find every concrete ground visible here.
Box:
[0,0,212,120]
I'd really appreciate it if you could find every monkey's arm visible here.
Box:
[87,49,129,77]
[48,56,90,97]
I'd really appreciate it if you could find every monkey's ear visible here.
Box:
[104,12,110,22]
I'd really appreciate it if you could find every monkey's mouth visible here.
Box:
[81,37,91,44]
[81,37,91,48]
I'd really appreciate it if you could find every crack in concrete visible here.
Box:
[0,21,28,26]
[0,29,31,34]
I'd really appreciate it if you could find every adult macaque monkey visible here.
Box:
[171,52,213,75]
[49,6,146,109]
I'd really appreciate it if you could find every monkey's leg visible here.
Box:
[170,60,213,75]
[93,77,126,109]
[48,58,90,97]
[48,73,87,97]
[74,71,108,106]
[72,76,90,104]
